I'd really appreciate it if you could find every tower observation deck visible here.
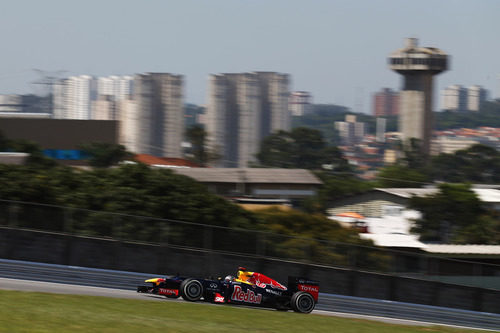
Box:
[389,38,448,155]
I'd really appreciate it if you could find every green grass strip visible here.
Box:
[0,290,483,333]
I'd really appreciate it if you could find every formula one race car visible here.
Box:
[137,267,319,313]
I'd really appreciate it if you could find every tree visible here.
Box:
[185,125,212,166]
[254,208,390,270]
[311,171,373,212]
[430,144,500,183]
[257,127,349,170]
[409,183,500,244]
[7,139,57,167]
[376,165,429,188]
[79,142,131,168]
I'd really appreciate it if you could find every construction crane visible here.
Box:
[31,69,67,114]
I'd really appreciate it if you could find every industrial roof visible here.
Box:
[359,233,427,248]
[375,188,500,203]
[172,168,322,185]
[424,244,500,255]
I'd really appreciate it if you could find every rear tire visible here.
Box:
[180,279,204,302]
[291,291,315,313]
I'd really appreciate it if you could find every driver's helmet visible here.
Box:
[224,275,235,283]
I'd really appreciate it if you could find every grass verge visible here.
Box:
[0,290,484,333]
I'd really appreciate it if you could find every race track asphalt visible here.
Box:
[0,277,482,329]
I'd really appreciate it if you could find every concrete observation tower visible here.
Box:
[389,38,448,155]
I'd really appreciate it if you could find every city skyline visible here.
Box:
[0,1,499,113]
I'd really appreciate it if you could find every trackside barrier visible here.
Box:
[0,227,499,314]
[1,199,499,285]
[0,258,499,331]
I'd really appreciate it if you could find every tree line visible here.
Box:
[0,145,385,269]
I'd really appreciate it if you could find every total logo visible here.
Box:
[159,288,178,296]
[231,285,262,304]
[298,285,319,293]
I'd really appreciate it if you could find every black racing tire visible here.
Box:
[290,291,315,314]
[180,278,204,302]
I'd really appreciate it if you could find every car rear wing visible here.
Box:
[288,276,320,302]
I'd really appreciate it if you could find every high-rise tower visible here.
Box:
[206,72,290,167]
[389,38,448,155]
[133,73,184,157]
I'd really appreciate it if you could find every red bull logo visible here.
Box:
[231,285,262,304]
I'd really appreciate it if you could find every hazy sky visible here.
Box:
[1,0,499,113]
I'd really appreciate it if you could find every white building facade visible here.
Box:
[289,91,312,116]
[441,85,467,112]
[467,85,488,112]
[53,75,133,120]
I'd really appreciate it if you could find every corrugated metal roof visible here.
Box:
[424,244,500,255]
[376,188,500,203]
[173,168,322,184]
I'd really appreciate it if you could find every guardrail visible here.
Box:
[0,258,498,331]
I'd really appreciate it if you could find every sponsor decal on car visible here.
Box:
[298,285,319,293]
[265,289,282,296]
[298,284,319,301]
[231,285,262,304]
[214,293,225,303]
[159,288,179,296]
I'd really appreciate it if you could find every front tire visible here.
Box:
[180,279,204,302]
[291,291,315,313]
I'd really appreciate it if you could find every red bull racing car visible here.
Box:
[137,267,319,313]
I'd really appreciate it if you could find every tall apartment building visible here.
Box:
[132,73,184,157]
[97,76,134,102]
[118,97,139,153]
[441,85,488,112]
[53,75,96,119]
[334,115,365,145]
[376,117,387,143]
[53,75,133,120]
[441,85,467,112]
[206,72,290,167]
[373,88,399,117]
[289,91,312,116]
[92,95,116,120]
[467,85,488,112]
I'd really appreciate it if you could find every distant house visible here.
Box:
[172,168,322,202]
[327,187,500,250]
[327,187,500,218]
